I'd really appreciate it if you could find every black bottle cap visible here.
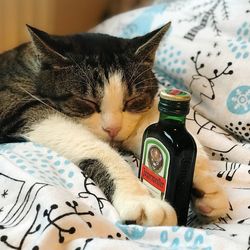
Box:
[159,88,191,115]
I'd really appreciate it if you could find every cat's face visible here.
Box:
[27,24,170,143]
[77,70,157,143]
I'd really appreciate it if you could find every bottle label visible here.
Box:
[140,137,170,200]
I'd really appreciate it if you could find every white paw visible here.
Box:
[113,194,177,226]
[192,174,229,221]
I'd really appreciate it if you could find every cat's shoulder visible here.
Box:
[0,42,30,66]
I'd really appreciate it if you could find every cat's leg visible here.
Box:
[25,114,177,226]
[190,138,229,221]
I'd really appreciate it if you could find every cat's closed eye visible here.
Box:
[68,97,100,117]
[124,96,152,113]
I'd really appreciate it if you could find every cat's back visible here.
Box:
[0,43,28,71]
[0,42,35,133]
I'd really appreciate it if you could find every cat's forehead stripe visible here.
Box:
[102,72,124,112]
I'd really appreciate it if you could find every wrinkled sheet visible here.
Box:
[0,138,249,249]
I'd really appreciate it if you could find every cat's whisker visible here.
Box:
[132,82,158,91]
[130,67,153,85]
[132,86,158,91]
[53,80,81,85]
[128,63,141,84]
[74,70,92,85]
[133,84,157,88]
[128,45,156,84]
[17,85,62,115]
[68,55,92,85]
[133,77,157,88]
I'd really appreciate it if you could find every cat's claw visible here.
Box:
[114,195,177,226]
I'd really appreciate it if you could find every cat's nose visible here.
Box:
[102,126,121,138]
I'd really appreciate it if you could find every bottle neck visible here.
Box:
[159,112,186,124]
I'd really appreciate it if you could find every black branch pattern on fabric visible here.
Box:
[0,204,41,250]
[211,10,221,36]
[42,201,95,244]
[0,199,95,249]
[221,0,229,19]
[78,172,108,215]
[75,238,94,250]
[180,0,230,41]
[73,238,98,250]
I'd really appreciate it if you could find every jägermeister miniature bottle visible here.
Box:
[139,87,197,226]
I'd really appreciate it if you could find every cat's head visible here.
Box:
[27,23,170,143]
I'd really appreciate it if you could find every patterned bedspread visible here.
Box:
[0,137,249,249]
[1,0,250,249]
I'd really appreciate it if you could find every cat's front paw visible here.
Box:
[113,194,177,226]
[192,173,229,221]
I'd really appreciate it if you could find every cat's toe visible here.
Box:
[115,195,177,226]
[191,186,229,221]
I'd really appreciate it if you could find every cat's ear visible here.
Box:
[26,24,69,66]
[132,22,171,65]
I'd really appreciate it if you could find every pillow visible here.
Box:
[94,0,250,142]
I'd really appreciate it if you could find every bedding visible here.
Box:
[0,0,250,249]
[0,142,248,250]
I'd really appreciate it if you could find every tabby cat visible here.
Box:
[0,23,228,226]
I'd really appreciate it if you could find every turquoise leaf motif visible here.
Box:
[228,22,250,59]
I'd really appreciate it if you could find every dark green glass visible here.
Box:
[139,88,197,226]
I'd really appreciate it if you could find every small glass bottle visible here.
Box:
[139,87,197,226]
